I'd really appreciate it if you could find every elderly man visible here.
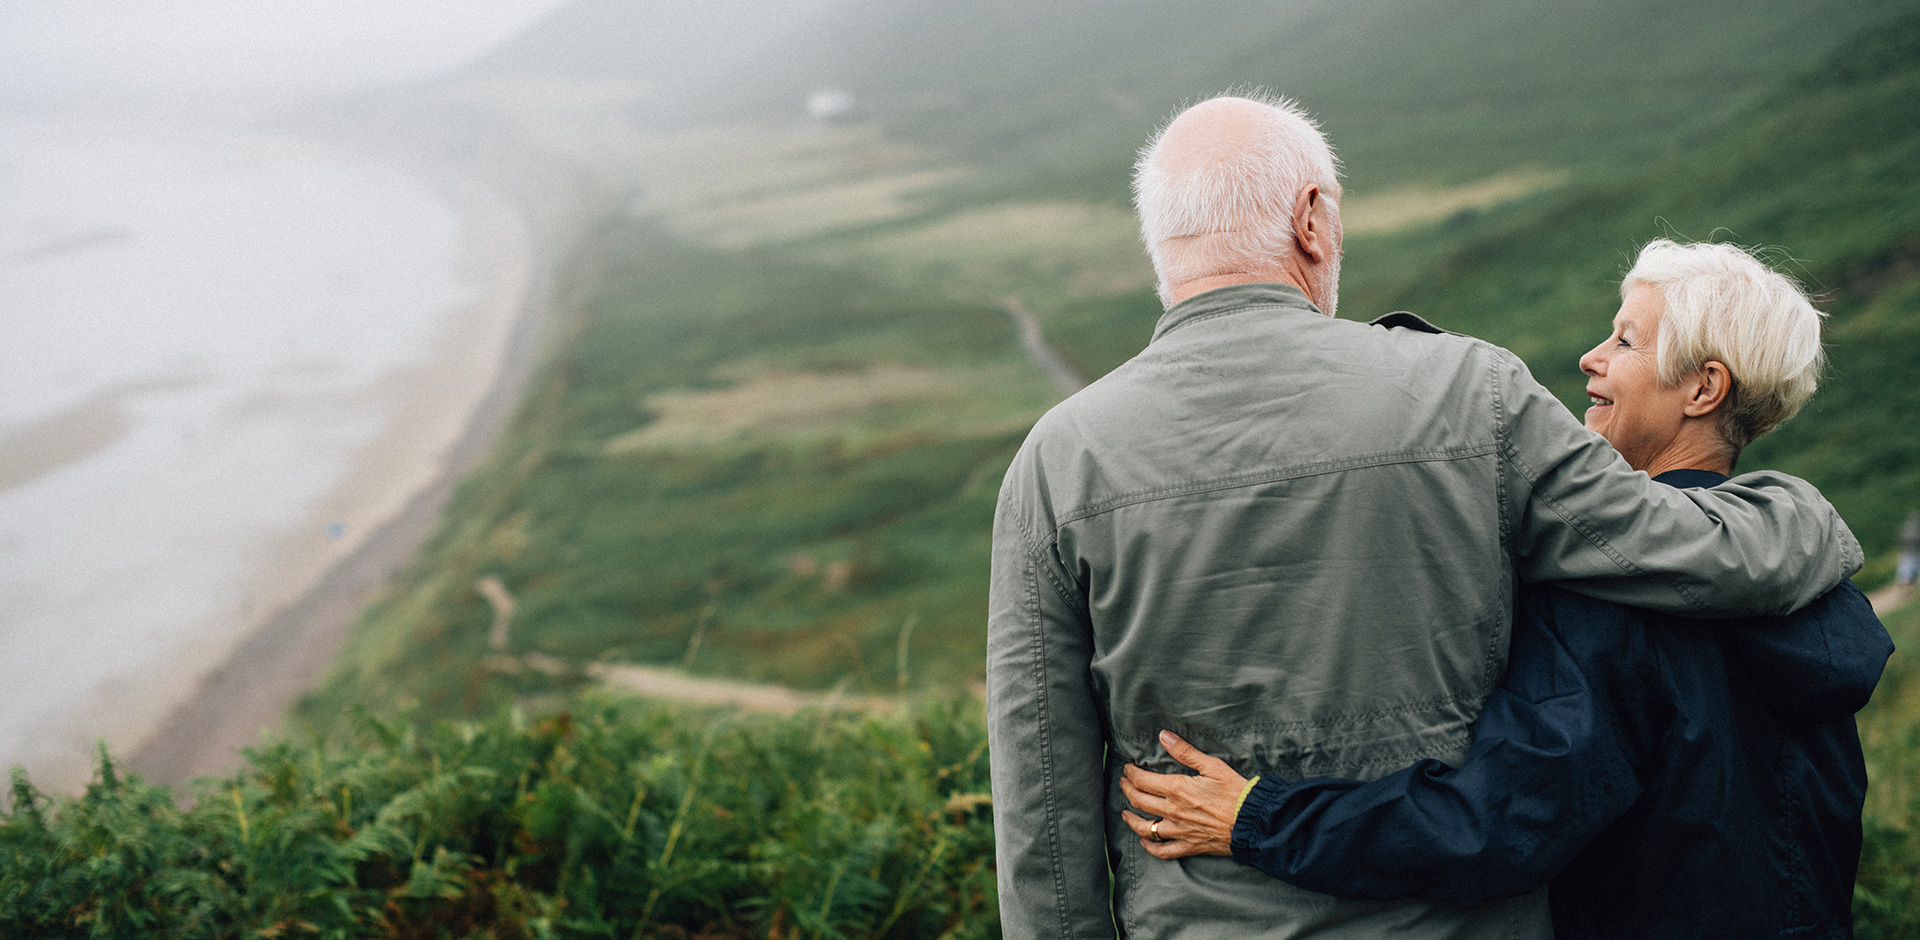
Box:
[985,94,1862,938]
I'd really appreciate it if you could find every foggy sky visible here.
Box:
[0,0,572,109]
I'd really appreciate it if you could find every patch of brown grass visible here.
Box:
[604,364,952,452]
[1342,167,1570,235]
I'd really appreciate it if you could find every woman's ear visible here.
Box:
[1683,361,1733,417]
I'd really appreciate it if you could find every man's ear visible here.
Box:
[1683,361,1733,417]
[1291,184,1334,264]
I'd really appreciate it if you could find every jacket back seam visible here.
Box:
[1055,444,1499,530]
[1164,688,1494,739]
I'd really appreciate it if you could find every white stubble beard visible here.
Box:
[1313,247,1341,318]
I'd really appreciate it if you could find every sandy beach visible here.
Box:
[0,114,562,796]
[112,163,553,793]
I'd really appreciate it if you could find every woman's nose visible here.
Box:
[1579,343,1604,377]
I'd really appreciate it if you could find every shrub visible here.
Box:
[1,701,998,939]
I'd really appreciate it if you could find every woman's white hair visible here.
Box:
[1625,239,1827,453]
[1133,94,1341,306]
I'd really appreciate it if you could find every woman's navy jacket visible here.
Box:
[1230,470,1894,939]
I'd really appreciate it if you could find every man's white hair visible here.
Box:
[1625,239,1827,453]
[1133,93,1342,306]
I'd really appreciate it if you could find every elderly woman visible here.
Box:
[1119,239,1892,939]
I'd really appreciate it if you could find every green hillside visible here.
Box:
[475,0,1910,193]
[1338,13,1920,569]
[306,3,1920,721]
[697,0,1910,191]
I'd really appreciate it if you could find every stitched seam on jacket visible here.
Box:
[1042,560,1090,618]
[1325,737,1476,777]
[1153,302,1299,341]
[1022,561,1073,937]
[1486,346,1512,692]
[1155,736,1474,780]
[1198,689,1489,737]
[1009,502,1091,616]
[1056,444,1497,529]
[1490,352,1707,612]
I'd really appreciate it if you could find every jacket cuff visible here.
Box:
[1230,774,1289,866]
[1234,775,1262,816]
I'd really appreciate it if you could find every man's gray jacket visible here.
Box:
[986,283,1863,939]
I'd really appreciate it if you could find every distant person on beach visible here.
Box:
[1122,239,1893,939]
[986,94,1864,939]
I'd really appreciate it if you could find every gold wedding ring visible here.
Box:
[1150,820,1164,842]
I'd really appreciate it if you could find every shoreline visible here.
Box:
[124,162,563,792]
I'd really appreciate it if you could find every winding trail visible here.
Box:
[587,662,896,715]
[509,653,897,715]
[1003,295,1086,397]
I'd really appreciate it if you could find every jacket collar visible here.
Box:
[1150,282,1323,343]
[1652,468,1731,489]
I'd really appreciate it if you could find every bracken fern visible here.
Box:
[1,699,997,939]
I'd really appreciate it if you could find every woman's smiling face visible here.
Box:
[1578,285,1699,471]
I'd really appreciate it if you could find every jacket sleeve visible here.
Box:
[1228,587,1648,905]
[1491,348,1862,616]
[987,449,1116,940]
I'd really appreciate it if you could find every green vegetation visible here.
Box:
[1,702,994,938]
[1857,597,1920,938]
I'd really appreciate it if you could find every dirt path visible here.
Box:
[1003,295,1086,397]
[509,653,896,715]
[587,662,896,714]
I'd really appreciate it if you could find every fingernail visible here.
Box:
[1160,730,1175,746]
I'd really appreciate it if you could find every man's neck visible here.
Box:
[1169,271,1318,309]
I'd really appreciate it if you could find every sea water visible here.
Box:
[0,115,479,789]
